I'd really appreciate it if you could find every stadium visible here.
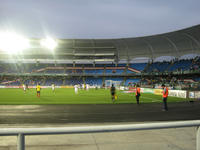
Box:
[0,25,200,104]
[0,1,200,150]
[0,24,200,150]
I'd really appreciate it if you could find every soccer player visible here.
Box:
[135,84,141,105]
[26,84,29,90]
[110,84,116,103]
[74,84,78,94]
[22,84,26,93]
[86,84,89,91]
[36,83,41,98]
[51,83,55,92]
[84,83,86,90]
[162,84,168,111]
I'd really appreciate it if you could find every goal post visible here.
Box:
[105,80,122,88]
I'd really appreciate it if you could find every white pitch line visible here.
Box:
[126,94,161,102]
[142,96,161,102]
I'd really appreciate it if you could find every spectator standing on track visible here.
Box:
[135,84,141,105]
[162,84,168,111]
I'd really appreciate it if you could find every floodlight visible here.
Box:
[40,37,57,50]
[0,31,29,54]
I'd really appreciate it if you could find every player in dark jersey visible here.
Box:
[110,84,116,103]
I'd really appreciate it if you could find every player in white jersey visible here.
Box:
[86,84,89,91]
[22,84,26,93]
[51,83,55,92]
[74,85,78,94]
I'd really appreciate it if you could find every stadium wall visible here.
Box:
[126,87,188,99]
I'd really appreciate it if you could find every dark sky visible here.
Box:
[0,0,199,39]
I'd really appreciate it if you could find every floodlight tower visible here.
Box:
[40,37,57,51]
[0,31,30,54]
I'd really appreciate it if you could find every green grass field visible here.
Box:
[0,88,186,105]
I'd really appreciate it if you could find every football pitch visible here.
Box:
[0,88,186,105]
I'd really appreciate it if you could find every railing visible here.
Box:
[0,120,200,150]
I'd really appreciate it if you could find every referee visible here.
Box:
[110,84,116,103]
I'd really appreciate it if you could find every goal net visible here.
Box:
[105,80,122,88]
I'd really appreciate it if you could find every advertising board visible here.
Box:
[189,92,195,98]
[60,86,74,88]
[168,90,187,98]
[142,88,154,94]
[189,91,200,99]
[154,89,163,95]
[195,91,200,99]
[5,86,20,88]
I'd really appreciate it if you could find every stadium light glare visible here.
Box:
[0,31,30,54]
[40,37,57,50]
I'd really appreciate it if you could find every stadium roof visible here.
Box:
[0,25,200,63]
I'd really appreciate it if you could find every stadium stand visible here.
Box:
[95,64,105,67]
[117,63,126,67]
[125,79,140,86]
[0,25,199,90]
[167,59,192,72]
[85,77,103,86]
[85,69,98,74]
[146,62,171,72]
[129,63,147,71]
[64,77,83,86]
[105,69,114,74]
[105,77,123,82]
[105,64,115,67]
[96,69,104,75]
